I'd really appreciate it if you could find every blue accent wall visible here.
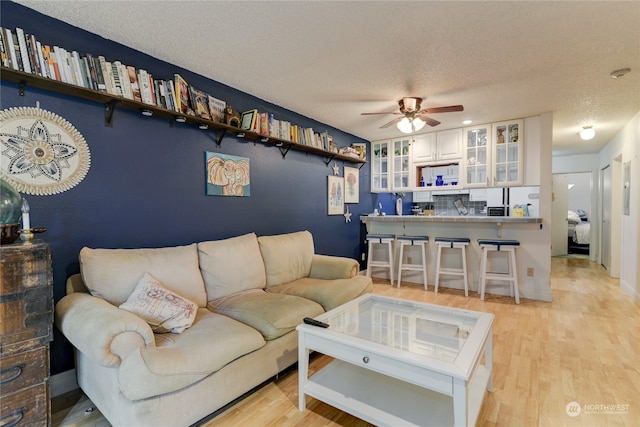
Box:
[1,2,372,374]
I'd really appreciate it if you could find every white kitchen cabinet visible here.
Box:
[371,138,412,192]
[412,129,462,164]
[391,137,412,191]
[492,119,523,186]
[463,120,524,188]
[436,128,463,160]
[371,140,390,192]
[464,124,490,187]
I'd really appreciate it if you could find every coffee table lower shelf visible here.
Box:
[304,359,490,427]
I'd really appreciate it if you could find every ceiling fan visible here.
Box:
[361,97,464,133]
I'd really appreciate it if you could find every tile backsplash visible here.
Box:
[415,194,487,216]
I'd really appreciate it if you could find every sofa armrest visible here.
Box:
[55,293,155,368]
[309,254,359,279]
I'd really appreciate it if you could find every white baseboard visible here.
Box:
[50,369,78,397]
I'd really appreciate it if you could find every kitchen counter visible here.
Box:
[360,215,542,237]
[360,214,550,302]
[360,215,542,224]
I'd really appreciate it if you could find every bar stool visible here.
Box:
[396,235,429,290]
[434,237,470,296]
[477,239,521,304]
[366,234,396,286]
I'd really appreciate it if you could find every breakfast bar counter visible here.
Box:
[360,215,551,302]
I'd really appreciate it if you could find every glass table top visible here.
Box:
[322,295,483,363]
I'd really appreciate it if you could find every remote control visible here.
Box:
[303,317,329,328]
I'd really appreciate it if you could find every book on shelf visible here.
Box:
[26,34,41,76]
[14,28,31,74]
[166,80,178,112]
[137,69,152,104]
[189,86,211,120]
[0,28,9,68]
[35,40,47,78]
[126,65,142,102]
[174,73,192,114]
[207,95,226,123]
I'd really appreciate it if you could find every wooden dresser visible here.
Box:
[0,241,53,427]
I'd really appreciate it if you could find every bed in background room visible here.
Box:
[568,210,590,255]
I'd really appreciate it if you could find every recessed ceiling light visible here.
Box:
[462,119,472,125]
[610,68,631,78]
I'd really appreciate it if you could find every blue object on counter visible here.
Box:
[435,175,444,186]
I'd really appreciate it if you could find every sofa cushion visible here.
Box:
[268,276,373,311]
[208,289,323,340]
[119,273,198,334]
[258,230,314,288]
[80,244,206,307]
[117,308,266,400]
[198,233,266,300]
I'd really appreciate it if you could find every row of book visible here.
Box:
[240,110,338,152]
[0,26,353,155]
[0,26,228,122]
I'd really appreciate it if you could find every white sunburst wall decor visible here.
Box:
[0,104,91,195]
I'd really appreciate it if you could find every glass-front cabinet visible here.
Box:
[371,138,412,192]
[492,119,523,186]
[392,137,411,190]
[464,124,490,187]
[371,140,390,192]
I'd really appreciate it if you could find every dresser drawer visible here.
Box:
[0,243,52,295]
[1,347,49,396]
[0,287,53,355]
[0,382,49,427]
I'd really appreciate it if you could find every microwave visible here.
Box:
[487,206,506,216]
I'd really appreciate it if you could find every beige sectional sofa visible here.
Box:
[55,231,372,426]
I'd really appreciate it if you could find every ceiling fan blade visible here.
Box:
[361,112,402,116]
[417,114,441,127]
[420,105,464,114]
[380,117,402,129]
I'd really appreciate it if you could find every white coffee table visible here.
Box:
[297,294,494,427]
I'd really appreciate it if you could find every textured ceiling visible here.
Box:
[13,0,640,156]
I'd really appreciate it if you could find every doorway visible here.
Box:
[552,172,592,257]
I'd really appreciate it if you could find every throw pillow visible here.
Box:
[119,272,197,333]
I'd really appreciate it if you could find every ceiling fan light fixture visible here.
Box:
[397,117,413,133]
[412,117,426,132]
[579,126,595,141]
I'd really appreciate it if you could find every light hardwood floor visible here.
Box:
[53,257,640,427]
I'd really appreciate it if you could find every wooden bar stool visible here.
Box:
[434,237,470,296]
[366,234,396,286]
[396,235,429,290]
[478,239,521,304]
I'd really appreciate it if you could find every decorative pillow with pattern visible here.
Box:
[119,272,197,333]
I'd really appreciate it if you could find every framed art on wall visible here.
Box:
[344,166,359,203]
[205,152,250,197]
[327,175,344,215]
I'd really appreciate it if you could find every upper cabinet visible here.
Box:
[412,129,462,164]
[371,140,390,192]
[492,119,523,186]
[391,137,412,191]
[464,124,490,187]
[371,137,412,193]
[463,119,524,188]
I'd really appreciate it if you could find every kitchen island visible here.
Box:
[361,215,551,302]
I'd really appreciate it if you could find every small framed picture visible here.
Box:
[240,109,257,131]
[344,166,359,203]
[327,175,344,215]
